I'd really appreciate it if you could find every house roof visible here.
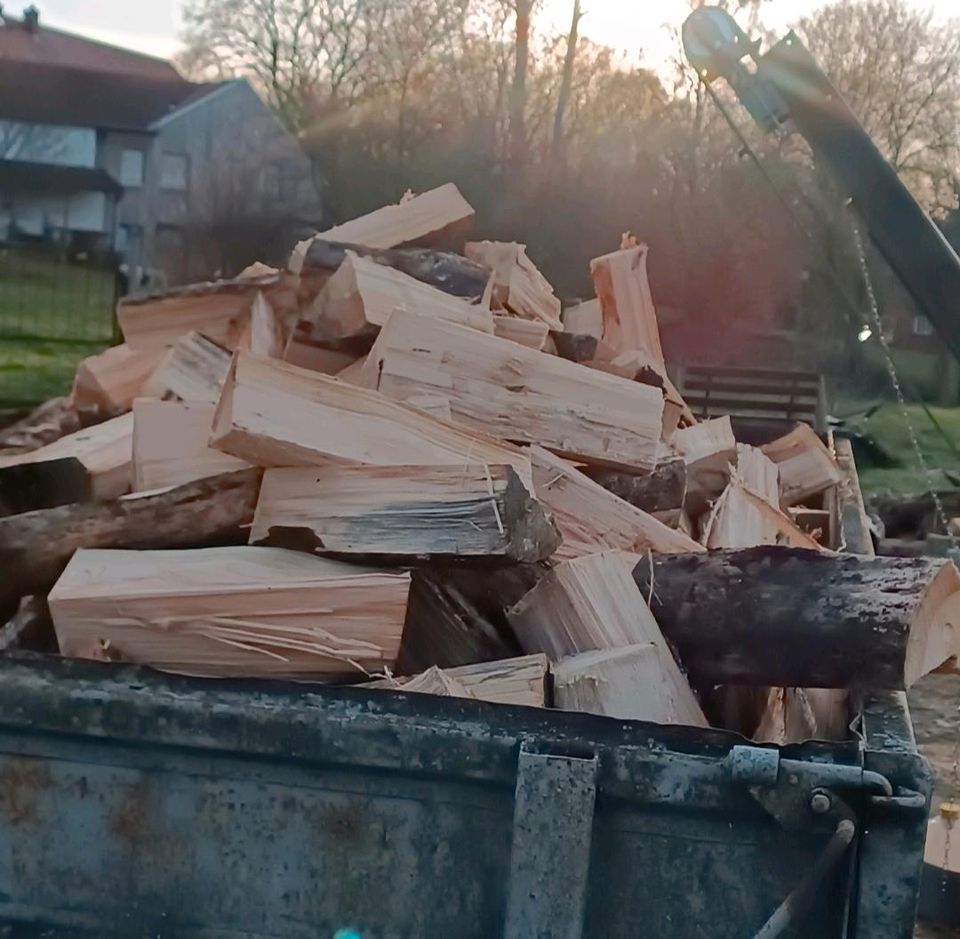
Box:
[0,159,123,197]
[0,60,224,132]
[0,16,181,80]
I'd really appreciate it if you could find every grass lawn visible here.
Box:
[842,401,960,495]
[0,251,116,405]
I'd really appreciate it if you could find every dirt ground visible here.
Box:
[909,674,960,938]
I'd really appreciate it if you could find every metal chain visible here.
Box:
[848,215,957,547]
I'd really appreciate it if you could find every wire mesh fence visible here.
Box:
[0,243,117,407]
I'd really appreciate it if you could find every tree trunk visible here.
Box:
[633,547,960,690]
[0,468,262,613]
[509,0,534,167]
[551,0,582,165]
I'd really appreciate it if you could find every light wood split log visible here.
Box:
[493,315,550,350]
[530,446,702,559]
[132,399,249,492]
[289,183,475,273]
[363,309,666,471]
[762,423,843,506]
[250,464,559,562]
[70,343,165,412]
[49,546,411,680]
[144,331,233,404]
[211,351,532,486]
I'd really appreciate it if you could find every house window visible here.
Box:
[260,165,280,199]
[119,149,144,187]
[160,153,189,191]
[913,316,934,337]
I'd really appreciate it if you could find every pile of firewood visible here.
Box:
[1,182,959,745]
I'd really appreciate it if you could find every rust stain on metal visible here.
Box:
[108,778,153,851]
[0,758,53,827]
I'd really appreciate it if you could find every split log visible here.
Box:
[285,250,494,364]
[71,344,165,412]
[289,183,475,273]
[334,356,368,385]
[250,464,559,562]
[118,272,298,351]
[390,666,474,698]
[0,412,133,502]
[237,292,286,359]
[465,241,562,329]
[735,443,780,507]
[762,423,843,506]
[363,309,666,471]
[530,446,702,560]
[493,315,550,350]
[589,244,663,365]
[561,298,602,338]
[508,550,706,723]
[0,397,82,455]
[673,416,737,502]
[403,393,452,421]
[298,240,490,302]
[0,468,261,612]
[132,400,249,492]
[701,478,823,551]
[287,346,359,376]
[585,459,687,515]
[211,351,532,486]
[753,688,819,745]
[365,654,549,707]
[49,546,411,680]
[633,547,960,689]
[144,331,233,404]
[398,565,536,673]
[553,644,708,727]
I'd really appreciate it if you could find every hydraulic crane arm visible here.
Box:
[683,7,960,363]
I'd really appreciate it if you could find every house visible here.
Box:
[0,7,322,286]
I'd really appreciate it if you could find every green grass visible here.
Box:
[0,252,115,404]
[842,401,960,495]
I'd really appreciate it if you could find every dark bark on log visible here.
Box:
[300,240,491,302]
[0,596,56,653]
[585,460,687,514]
[398,563,543,673]
[0,468,262,612]
[869,490,960,540]
[0,457,91,517]
[633,547,953,690]
[551,331,597,363]
[0,397,81,455]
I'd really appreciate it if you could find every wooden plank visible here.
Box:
[249,464,559,562]
[761,423,844,506]
[286,250,494,362]
[634,547,960,689]
[465,241,562,329]
[118,272,297,351]
[0,468,261,612]
[49,546,411,680]
[211,351,533,486]
[365,654,549,707]
[71,344,165,412]
[589,244,664,366]
[289,184,475,273]
[0,412,133,502]
[363,309,666,471]
[553,644,708,727]
[493,315,550,350]
[144,331,233,404]
[132,399,249,492]
[530,446,703,559]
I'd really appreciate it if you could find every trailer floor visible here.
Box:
[910,673,960,938]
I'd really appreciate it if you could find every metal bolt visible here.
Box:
[810,791,832,815]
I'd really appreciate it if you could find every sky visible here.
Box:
[23,0,960,71]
